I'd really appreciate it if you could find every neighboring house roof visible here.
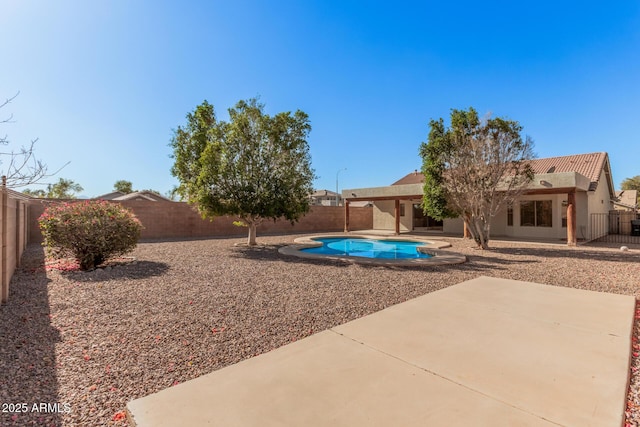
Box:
[392,170,424,185]
[311,189,340,198]
[391,152,614,195]
[94,191,126,200]
[6,188,35,201]
[614,190,638,210]
[112,191,172,202]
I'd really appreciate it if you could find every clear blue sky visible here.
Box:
[2,1,639,198]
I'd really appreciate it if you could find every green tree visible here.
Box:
[22,188,46,197]
[621,176,640,191]
[45,178,83,199]
[420,107,535,249]
[114,180,133,193]
[171,98,315,245]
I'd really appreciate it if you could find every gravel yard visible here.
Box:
[1,234,639,426]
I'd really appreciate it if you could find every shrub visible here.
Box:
[39,200,143,270]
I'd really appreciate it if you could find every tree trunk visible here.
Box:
[247,222,257,246]
[466,215,490,249]
[480,220,491,250]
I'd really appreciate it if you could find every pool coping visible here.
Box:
[278,233,467,266]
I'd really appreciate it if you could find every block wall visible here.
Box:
[27,200,373,243]
[1,192,29,303]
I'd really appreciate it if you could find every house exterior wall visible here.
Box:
[443,217,464,234]
[504,194,569,240]
[585,169,613,239]
[443,192,595,241]
[373,200,412,231]
[576,192,590,240]
[362,169,614,240]
[491,208,508,236]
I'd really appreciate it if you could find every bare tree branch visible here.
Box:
[1,92,68,188]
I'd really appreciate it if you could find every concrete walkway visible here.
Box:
[127,277,635,426]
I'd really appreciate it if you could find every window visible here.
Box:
[507,204,513,226]
[400,204,405,217]
[520,200,552,227]
[561,201,568,228]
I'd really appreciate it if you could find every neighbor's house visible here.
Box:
[310,189,342,206]
[94,190,172,202]
[309,189,372,208]
[613,189,638,212]
[343,152,616,245]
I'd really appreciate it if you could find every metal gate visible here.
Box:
[590,211,640,244]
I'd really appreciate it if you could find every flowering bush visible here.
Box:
[39,201,143,270]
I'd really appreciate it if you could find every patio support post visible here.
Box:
[394,199,400,235]
[567,191,577,246]
[344,200,350,232]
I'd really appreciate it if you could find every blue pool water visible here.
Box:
[302,238,432,259]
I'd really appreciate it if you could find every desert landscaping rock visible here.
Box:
[1,235,639,426]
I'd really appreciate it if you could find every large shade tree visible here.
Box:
[420,107,535,249]
[171,98,315,245]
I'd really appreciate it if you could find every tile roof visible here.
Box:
[528,152,608,187]
[94,191,126,200]
[6,188,35,201]
[615,190,638,208]
[392,152,610,191]
[392,170,424,185]
[113,191,172,202]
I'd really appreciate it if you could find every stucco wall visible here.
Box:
[505,194,568,240]
[372,200,413,231]
[443,217,464,234]
[576,192,589,241]
[586,169,613,239]
[27,201,373,243]
[443,191,594,241]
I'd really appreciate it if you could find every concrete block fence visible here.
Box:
[27,200,373,243]
[0,199,370,303]
[0,189,29,303]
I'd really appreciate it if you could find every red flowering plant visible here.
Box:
[38,200,143,270]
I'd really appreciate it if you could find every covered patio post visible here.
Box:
[344,200,350,232]
[394,199,400,235]
[567,191,577,246]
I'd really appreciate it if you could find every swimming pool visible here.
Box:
[301,237,432,259]
[278,234,466,266]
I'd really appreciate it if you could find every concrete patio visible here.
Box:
[127,276,634,426]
